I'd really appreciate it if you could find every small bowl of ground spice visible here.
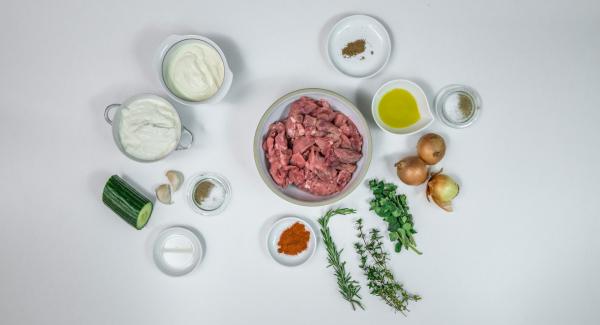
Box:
[326,14,392,78]
[266,217,317,267]
[187,172,232,216]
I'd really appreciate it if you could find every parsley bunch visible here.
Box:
[368,179,421,254]
[354,219,421,314]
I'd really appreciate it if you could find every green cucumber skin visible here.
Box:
[102,175,153,230]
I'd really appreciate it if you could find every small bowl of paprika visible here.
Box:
[266,217,317,267]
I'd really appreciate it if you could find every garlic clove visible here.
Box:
[155,184,172,204]
[166,170,184,192]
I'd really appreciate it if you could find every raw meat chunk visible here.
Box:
[333,148,362,164]
[262,96,363,196]
[290,153,306,168]
[292,136,315,154]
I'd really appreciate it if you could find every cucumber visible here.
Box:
[102,175,153,230]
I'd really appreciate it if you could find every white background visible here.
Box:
[1,0,599,324]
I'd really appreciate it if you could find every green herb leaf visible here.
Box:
[355,221,421,314]
[318,208,364,311]
[368,179,422,255]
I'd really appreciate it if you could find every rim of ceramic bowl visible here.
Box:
[371,79,434,135]
[157,35,233,106]
[326,14,392,79]
[265,216,318,267]
[253,88,373,207]
[153,226,203,276]
[109,93,183,163]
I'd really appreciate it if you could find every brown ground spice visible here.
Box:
[342,39,366,58]
[277,222,310,255]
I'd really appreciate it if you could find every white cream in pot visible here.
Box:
[163,39,225,101]
[118,96,180,161]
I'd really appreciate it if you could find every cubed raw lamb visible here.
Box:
[263,96,363,196]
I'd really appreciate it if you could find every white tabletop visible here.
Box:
[1,0,599,324]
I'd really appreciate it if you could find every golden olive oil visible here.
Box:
[378,88,420,128]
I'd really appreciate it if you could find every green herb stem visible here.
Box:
[354,219,421,315]
[368,179,422,255]
[318,208,364,311]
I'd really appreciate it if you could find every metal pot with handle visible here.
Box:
[104,94,193,162]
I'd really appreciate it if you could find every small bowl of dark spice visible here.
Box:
[187,172,231,216]
[267,217,317,267]
[434,85,482,128]
[326,14,391,78]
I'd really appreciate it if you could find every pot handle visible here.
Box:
[176,126,194,150]
[104,104,120,125]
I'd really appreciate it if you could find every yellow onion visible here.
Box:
[426,170,459,211]
[395,156,429,185]
[417,133,446,165]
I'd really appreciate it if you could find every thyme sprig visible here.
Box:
[354,218,421,315]
[318,208,364,311]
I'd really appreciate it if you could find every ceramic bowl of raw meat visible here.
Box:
[254,88,372,206]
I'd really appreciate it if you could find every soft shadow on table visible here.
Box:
[87,170,112,198]
[318,13,349,64]
[355,85,387,158]
[204,33,247,104]
[171,100,207,150]
[132,25,194,83]
[121,174,155,201]
[87,171,154,204]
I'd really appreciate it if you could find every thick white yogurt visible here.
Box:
[118,96,180,161]
[163,40,225,101]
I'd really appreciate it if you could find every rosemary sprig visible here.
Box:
[318,208,364,311]
[354,218,421,315]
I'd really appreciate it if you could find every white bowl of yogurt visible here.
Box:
[157,35,233,106]
[104,94,194,162]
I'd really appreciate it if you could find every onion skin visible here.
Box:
[395,156,429,185]
[417,133,446,165]
[426,170,459,212]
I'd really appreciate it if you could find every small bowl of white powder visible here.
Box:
[153,226,203,276]
[157,35,233,106]
[434,85,482,128]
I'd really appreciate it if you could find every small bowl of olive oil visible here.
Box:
[371,79,434,135]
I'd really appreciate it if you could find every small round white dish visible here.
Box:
[371,79,434,135]
[157,34,233,107]
[266,217,317,267]
[153,226,203,276]
[327,15,391,78]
